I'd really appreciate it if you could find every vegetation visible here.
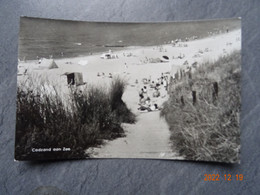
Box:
[110,77,136,124]
[161,51,241,163]
[15,76,135,160]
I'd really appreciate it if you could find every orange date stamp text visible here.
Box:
[204,174,243,181]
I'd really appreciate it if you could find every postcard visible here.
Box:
[15,17,241,162]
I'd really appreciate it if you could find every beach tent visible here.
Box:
[160,55,170,63]
[64,72,84,86]
[39,58,58,69]
[100,53,118,59]
[17,66,27,76]
[100,53,111,59]
[162,56,169,60]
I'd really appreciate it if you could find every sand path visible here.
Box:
[87,111,176,159]
[86,83,180,159]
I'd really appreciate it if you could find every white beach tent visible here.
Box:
[100,53,118,59]
[17,65,27,76]
[38,58,59,69]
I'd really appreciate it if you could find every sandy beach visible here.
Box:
[18,29,241,159]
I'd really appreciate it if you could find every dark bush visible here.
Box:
[15,76,135,160]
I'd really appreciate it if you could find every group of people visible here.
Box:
[138,91,159,112]
[97,72,113,78]
[137,73,169,112]
[138,86,155,112]
[151,73,169,91]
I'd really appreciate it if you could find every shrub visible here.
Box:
[110,77,136,124]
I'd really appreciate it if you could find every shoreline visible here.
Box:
[18,29,240,65]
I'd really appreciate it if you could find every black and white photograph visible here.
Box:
[15,17,241,163]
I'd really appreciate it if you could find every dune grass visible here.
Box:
[161,51,241,163]
[110,77,136,124]
[15,76,135,160]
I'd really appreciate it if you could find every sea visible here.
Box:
[18,17,241,60]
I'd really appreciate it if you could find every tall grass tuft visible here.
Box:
[161,51,241,163]
[110,77,136,124]
[15,76,135,160]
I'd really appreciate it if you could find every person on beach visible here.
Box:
[145,97,151,106]
[150,104,159,111]
[150,81,156,88]
[142,86,149,100]
[163,77,168,91]
[38,58,42,64]
[138,96,149,109]
[139,94,146,105]
[143,86,147,94]
[148,75,151,83]
[142,78,148,84]
[156,79,160,87]
[153,88,160,97]
[124,63,128,73]
[138,103,159,112]
[160,73,164,85]
[139,88,144,96]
